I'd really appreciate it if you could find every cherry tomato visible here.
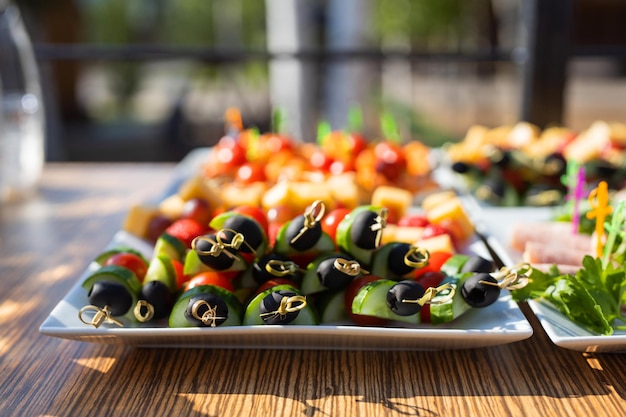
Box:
[235,162,267,184]
[329,159,355,175]
[420,304,432,323]
[171,259,187,290]
[255,278,299,296]
[146,215,173,243]
[344,275,389,326]
[397,214,430,228]
[182,271,236,293]
[346,133,367,156]
[231,205,269,237]
[309,150,334,172]
[415,271,446,288]
[374,141,407,181]
[263,133,293,153]
[165,218,208,248]
[413,252,453,279]
[321,208,351,242]
[421,223,449,240]
[215,136,246,168]
[180,197,213,225]
[104,252,148,281]
[266,205,295,246]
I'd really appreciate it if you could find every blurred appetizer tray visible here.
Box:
[40,148,534,351]
[483,206,626,353]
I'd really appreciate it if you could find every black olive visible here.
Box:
[184,293,229,327]
[195,234,236,271]
[451,161,470,174]
[488,148,511,168]
[140,280,173,319]
[317,256,355,291]
[387,243,417,276]
[387,280,425,316]
[285,215,322,251]
[252,253,299,284]
[542,152,567,177]
[222,215,264,253]
[350,210,381,250]
[87,281,133,317]
[524,184,563,207]
[476,178,506,201]
[461,273,500,308]
[259,289,303,325]
[461,255,495,274]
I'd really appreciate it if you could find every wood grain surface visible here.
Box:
[1,163,625,417]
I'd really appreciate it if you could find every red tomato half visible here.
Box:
[231,205,270,237]
[104,252,148,281]
[182,271,236,293]
[235,162,267,184]
[413,251,453,279]
[344,275,389,326]
[171,259,187,290]
[397,214,430,228]
[254,278,299,296]
[321,208,351,242]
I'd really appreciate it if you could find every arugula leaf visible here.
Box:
[577,256,625,325]
[544,277,614,335]
[510,266,561,302]
[511,256,626,335]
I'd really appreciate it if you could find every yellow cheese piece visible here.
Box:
[122,204,161,239]
[178,175,223,209]
[371,185,413,221]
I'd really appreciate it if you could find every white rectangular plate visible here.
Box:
[481,206,626,353]
[40,230,532,350]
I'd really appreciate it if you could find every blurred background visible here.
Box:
[14,0,626,162]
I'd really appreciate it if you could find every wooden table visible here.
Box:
[1,163,625,417]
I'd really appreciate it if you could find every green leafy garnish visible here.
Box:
[316,121,332,146]
[347,105,363,133]
[544,276,613,335]
[380,112,400,144]
[511,255,626,335]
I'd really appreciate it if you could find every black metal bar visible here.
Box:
[521,0,573,128]
[33,43,519,64]
[572,45,626,58]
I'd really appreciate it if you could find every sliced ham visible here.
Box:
[522,241,591,266]
[509,221,592,253]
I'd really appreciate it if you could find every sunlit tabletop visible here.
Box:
[1,162,625,417]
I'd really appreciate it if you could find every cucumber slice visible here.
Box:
[335,205,384,266]
[168,284,242,327]
[143,255,178,293]
[351,279,421,325]
[153,233,187,263]
[243,284,319,325]
[274,221,335,258]
[440,254,470,277]
[82,264,142,296]
[94,247,148,265]
[315,289,349,324]
[183,247,248,276]
[210,211,268,257]
[300,253,362,295]
[428,274,473,325]
[81,265,143,323]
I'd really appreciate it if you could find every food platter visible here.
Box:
[39,148,534,351]
[39,228,532,350]
[483,206,626,353]
[39,147,626,351]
